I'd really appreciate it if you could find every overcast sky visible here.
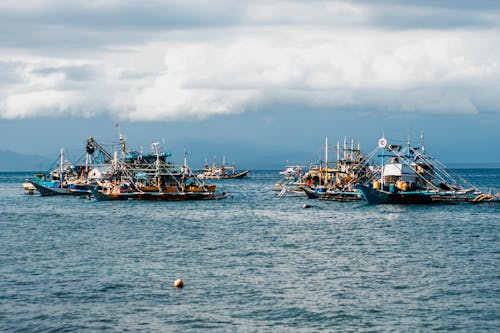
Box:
[1,0,499,167]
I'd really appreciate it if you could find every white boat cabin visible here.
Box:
[382,158,417,185]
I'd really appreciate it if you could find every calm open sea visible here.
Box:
[1,170,499,332]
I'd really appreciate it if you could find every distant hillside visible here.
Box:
[0,150,52,172]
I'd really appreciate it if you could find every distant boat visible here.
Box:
[274,165,306,196]
[300,185,362,201]
[197,156,249,180]
[279,166,304,180]
[197,167,249,180]
[356,135,481,205]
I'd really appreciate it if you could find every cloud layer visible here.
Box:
[1,0,499,120]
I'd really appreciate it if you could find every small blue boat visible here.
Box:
[27,148,91,196]
[30,181,90,196]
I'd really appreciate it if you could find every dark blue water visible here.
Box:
[1,170,499,332]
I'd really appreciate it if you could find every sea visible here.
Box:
[1,170,499,332]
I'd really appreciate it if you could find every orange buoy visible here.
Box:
[174,279,184,288]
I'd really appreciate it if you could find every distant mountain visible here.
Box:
[0,150,52,172]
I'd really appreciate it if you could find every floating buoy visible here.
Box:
[302,204,311,209]
[174,279,184,288]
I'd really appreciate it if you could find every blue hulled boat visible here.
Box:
[27,148,91,196]
[356,135,480,205]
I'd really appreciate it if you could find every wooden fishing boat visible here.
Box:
[197,167,249,179]
[89,140,228,201]
[91,172,226,201]
[300,185,362,201]
[274,165,307,196]
[91,187,227,201]
[287,137,372,200]
[197,157,249,179]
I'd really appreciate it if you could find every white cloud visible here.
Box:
[0,1,499,121]
[119,29,499,120]
[4,90,85,119]
[242,1,365,25]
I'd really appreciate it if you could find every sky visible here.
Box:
[1,0,499,169]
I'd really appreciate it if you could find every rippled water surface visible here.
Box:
[1,170,499,332]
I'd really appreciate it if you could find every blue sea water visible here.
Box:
[0,170,499,332]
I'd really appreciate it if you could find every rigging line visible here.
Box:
[425,155,476,190]
[413,151,462,188]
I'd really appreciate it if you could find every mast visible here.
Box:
[343,136,347,160]
[336,141,340,162]
[116,122,127,159]
[324,137,328,186]
[351,139,354,160]
[85,149,90,173]
[113,151,118,174]
[407,129,411,160]
[183,147,188,176]
[120,134,126,159]
[378,133,387,188]
[60,147,64,188]
[336,140,340,184]
[420,130,425,154]
[152,142,161,190]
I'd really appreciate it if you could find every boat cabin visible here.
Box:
[382,163,416,185]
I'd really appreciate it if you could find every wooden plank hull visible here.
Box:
[91,188,228,201]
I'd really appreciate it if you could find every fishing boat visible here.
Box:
[30,180,90,196]
[91,186,227,201]
[197,156,249,179]
[90,141,228,201]
[298,137,373,201]
[27,148,91,196]
[300,186,362,201]
[355,134,481,205]
[274,165,307,196]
